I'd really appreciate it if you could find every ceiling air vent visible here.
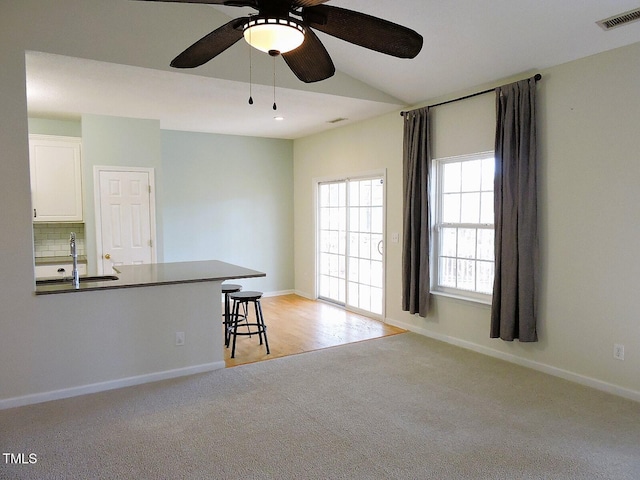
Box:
[326,117,348,124]
[596,8,640,30]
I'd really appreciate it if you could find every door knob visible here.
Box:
[104,253,111,260]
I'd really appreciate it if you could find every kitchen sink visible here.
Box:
[36,275,119,286]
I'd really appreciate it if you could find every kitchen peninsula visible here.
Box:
[12,260,266,409]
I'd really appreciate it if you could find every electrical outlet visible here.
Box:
[175,332,185,346]
[613,343,624,361]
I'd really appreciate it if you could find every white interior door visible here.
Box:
[317,176,385,318]
[96,168,155,274]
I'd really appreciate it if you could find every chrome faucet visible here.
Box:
[70,232,79,288]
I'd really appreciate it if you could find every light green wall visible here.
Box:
[81,114,164,273]
[293,42,640,400]
[28,117,81,137]
[161,130,294,293]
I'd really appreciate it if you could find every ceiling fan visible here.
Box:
[135,0,423,83]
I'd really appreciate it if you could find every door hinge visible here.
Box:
[148,185,151,194]
[149,239,153,248]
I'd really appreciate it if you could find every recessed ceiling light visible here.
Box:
[274,116,284,121]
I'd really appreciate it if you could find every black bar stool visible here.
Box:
[228,291,270,359]
[221,283,243,347]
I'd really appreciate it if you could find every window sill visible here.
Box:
[431,290,492,307]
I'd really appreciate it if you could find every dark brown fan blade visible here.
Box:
[303,5,423,59]
[291,0,329,7]
[282,28,335,83]
[133,0,256,5]
[171,17,249,68]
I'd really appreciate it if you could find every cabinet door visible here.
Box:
[29,135,83,222]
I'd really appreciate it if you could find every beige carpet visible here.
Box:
[1,333,639,479]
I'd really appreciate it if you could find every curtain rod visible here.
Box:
[400,73,542,116]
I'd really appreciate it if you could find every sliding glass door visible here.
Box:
[317,175,385,318]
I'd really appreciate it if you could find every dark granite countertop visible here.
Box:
[35,260,265,295]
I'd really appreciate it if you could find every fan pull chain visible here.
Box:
[248,26,253,105]
[272,56,277,111]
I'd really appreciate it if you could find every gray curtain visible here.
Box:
[402,107,431,317]
[491,77,539,342]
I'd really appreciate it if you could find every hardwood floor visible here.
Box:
[223,294,406,368]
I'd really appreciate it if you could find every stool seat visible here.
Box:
[227,291,269,359]
[222,283,242,293]
[228,291,263,301]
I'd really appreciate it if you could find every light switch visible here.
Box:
[391,233,400,243]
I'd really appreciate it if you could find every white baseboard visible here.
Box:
[293,289,314,300]
[386,317,640,403]
[263,289,295,298]
[0,361,225,410]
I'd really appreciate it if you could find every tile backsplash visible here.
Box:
[34,223,86,258]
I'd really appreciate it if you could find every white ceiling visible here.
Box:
[25,0,640,139]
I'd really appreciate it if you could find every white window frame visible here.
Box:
[431,151,495,305]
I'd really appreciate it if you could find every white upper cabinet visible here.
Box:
[29,135,83,222]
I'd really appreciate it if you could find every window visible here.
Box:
[432,152,495,303]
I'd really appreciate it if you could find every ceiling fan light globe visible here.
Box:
[243,17,305,54]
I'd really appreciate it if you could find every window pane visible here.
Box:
[439,257,456,287]
[349,232,359,258]
[359,180,371,206]
[371,206,383,234]
[329,230,339,253]
[319,274,329,298]
[442,193,460,223]
[338,183,346,207]
[329,276,339,299]
[477,229,494,261]
[349,207,359,232]
[320,207,329,230]
[359,258,371,285]
[349,181,359,206]
[319,230,330,253]
[441,228,457,257]
[372,180,383,206]
[443,162,461,193]
[359,207,370,232]
[460,192,480,223]
[371,260,383,288]
[359,233,371,259]
[480,192,494,224]
[319,184,330,207]
[370,287,383,315]
[359,284,371,311]
[371,233,383,261]
[461,160,481,192]
[348,282,359,307]
[329,254,339,276]
[349,257,358,282]
[319,253,330,275]
[477,261,494,294]
[329,183,340,206]
[457,259,475,291]
[481,158,495,191]
[457,228,476,259]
